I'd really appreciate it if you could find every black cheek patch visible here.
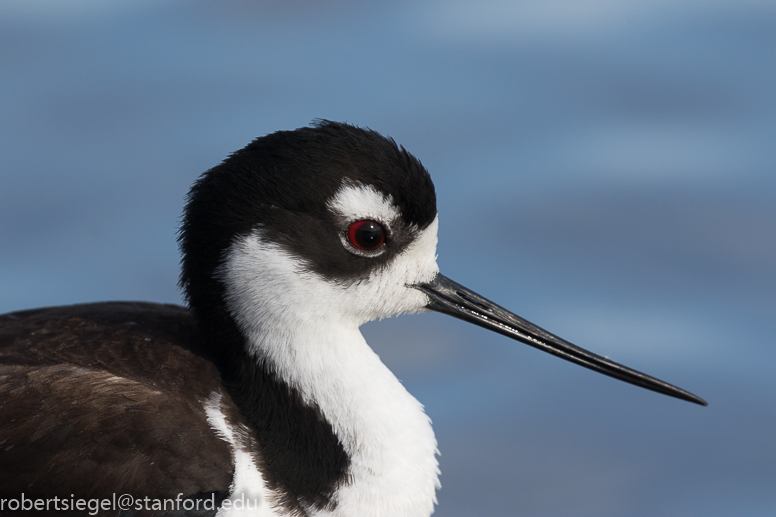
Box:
[259,208,415,286]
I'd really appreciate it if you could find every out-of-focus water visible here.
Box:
[2,1,775,515]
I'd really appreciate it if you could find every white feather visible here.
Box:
[204,392,279,517]
[326,181,400,227]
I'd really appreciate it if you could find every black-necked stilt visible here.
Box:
[0,121,705,517]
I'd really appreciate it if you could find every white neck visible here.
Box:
[246,322,439,517]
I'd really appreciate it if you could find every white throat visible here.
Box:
[217,215,441,517]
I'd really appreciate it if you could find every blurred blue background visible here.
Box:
[1,1,775,515]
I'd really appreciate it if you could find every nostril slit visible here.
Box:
[456,291,491,312]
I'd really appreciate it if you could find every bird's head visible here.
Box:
[179,120,706,406]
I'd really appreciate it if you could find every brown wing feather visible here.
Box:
[0,302,234,504]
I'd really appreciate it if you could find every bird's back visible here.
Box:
[0,302,234,509]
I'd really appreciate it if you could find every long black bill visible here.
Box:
[415,273,707,406]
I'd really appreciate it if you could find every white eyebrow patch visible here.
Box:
[326,180,399,224]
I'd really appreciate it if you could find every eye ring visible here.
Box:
[346,220,386,252]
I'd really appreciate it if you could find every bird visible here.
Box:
[0,121,705,517]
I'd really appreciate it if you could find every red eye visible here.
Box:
[347,220,386,251]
